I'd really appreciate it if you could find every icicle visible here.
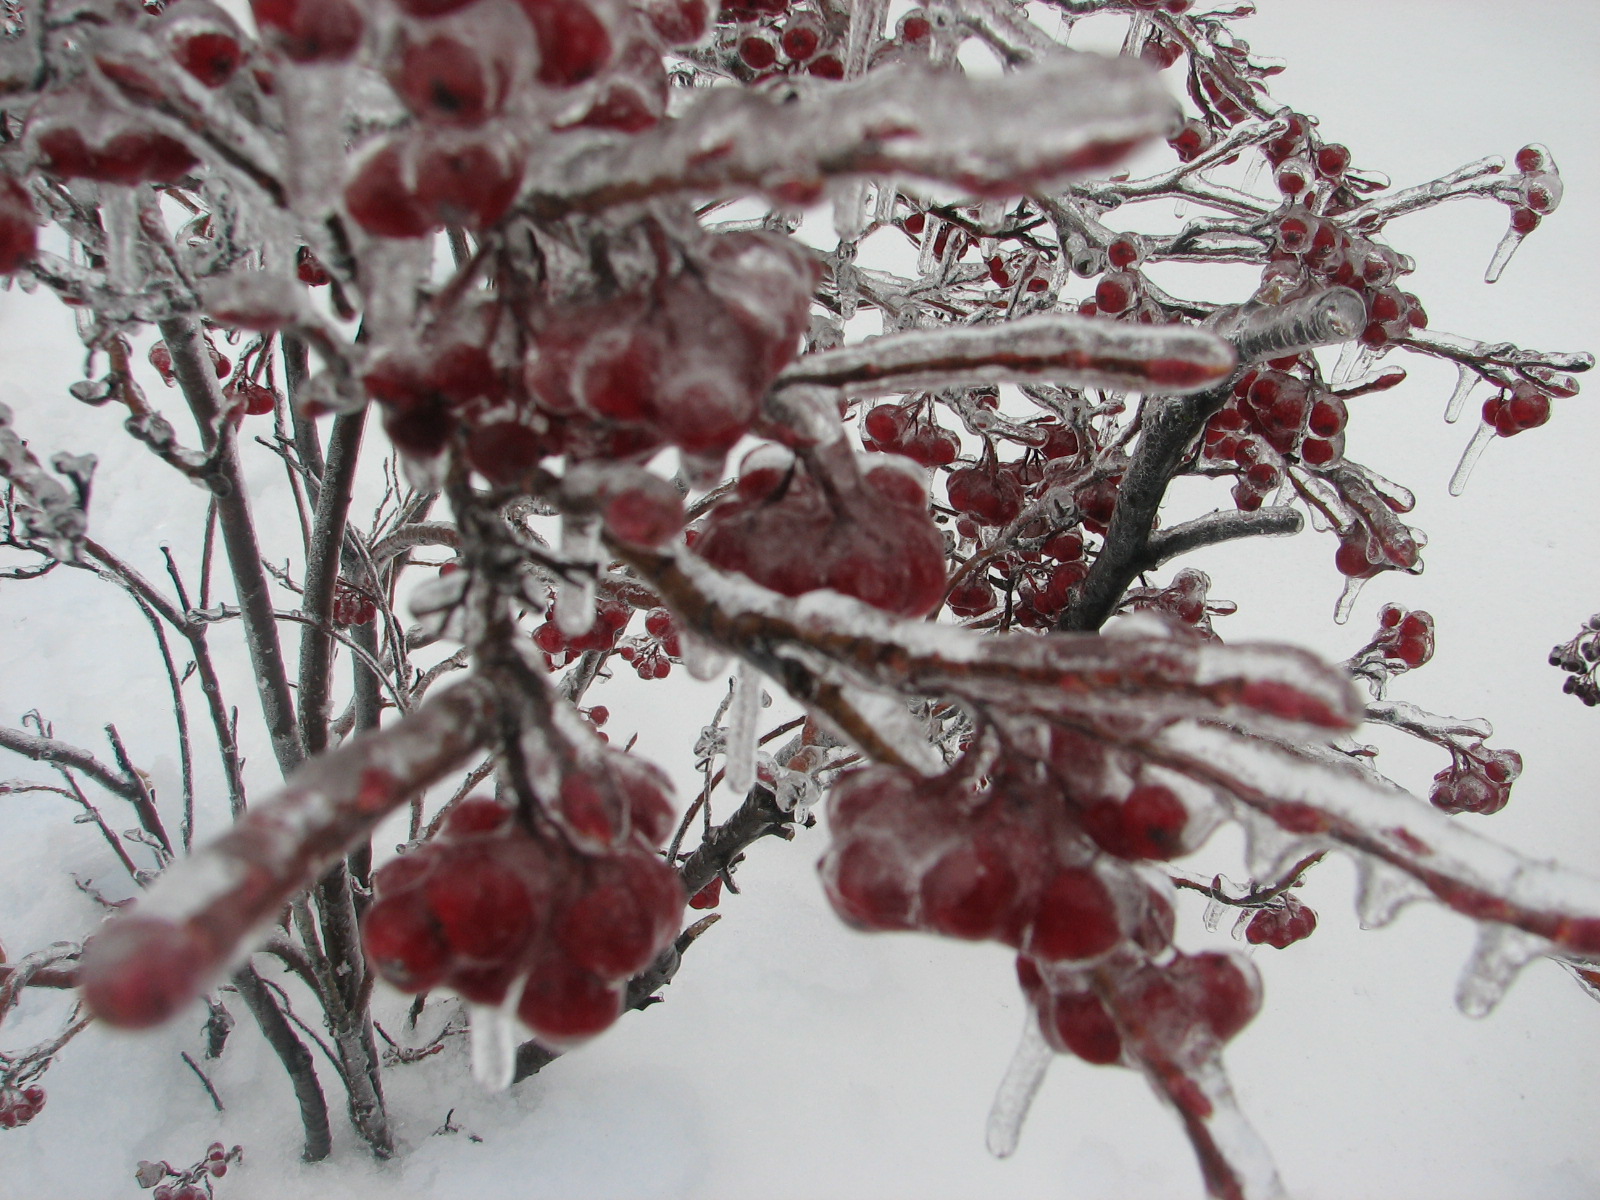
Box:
[555,516,600,637]
[1456,923,1545,1018]
[1448,421,1496,496]
[1242,812,1325,883]
[1172,196,1189,219]
[1353,858,1429,930]
[986,1012,1052,1159]
[1333,574,1367,625]
[468,999,519,1092]
[1443,364,1479,424]
[1240,152,1269,196]
[916,216,943,277]
[724,664,759,796]
[1483,225,1527,285]
[843,0,889,77]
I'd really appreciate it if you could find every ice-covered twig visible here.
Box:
[1145,723,1600,969]
[525,57,1177,216]
[617,543,1361,751]
[1211,287,1365,365]
[1140,507,1304,572]
[777,314,1236,398]
[78,677,500,1029]
[1343,156,1514,232]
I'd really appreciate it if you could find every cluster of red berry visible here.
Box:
[0,1083,45,1129]
[1120,567,1230,640]
[1243,891,1318,950]
[330,580,379,627]
[821,757,1258,1070]
[1370,602,1434,670]
[533,597,634,666]
[136,1141,242,1199]
[696,444,948,618]
[616,607,681,679]
[1429,742,1523,817]
[718,0,855,81]
[361,773,683,1047]
[363,220,816,491]
[863,400,960,468]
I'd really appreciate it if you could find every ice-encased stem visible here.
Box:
[78,677,500,1028]
[1215,287,1366,365]
[986,1012,1052,1158]
[777,313,1236,398]
[524,57,1178,215]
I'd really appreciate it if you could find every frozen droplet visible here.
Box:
[1483,226,1527,285]
[724,664,759,796]
[1333,574,1367,625]
[1172,196,1189,219]
[1456,923,1545,1018]
[468,999,519,1092]
[1218,287,1365,364]
[1443,364,1478,424]
[1354,858,1429,930]
[679,630,730,682]
[986,1012,1052,1159]
[1448,421,1496,496]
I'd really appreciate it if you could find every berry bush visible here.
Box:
[0,0,1596,1196]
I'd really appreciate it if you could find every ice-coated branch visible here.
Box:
[777,314,1237,398]
[525,56,1178,216]
[0,724,146,805]
[298,409,367,759]
[618,544,1361,748]
[159,315,304,776]
[1141,507,1304,572]
[1343,156,1515,232]
[1061,383,1231,632]
[1212,287,1366,365]
[231,965,333,1163]
[0,403,87,559]
[78,676,501,1029]
[1146,724,1600,970]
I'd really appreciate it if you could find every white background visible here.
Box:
[2,2,1599,1197]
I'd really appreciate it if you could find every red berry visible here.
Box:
[919,838,1019,941]
[251,0,364,63]
[516,956,623,1046]
[362,890,452,992]
[1026,867,1121,962]
[1042,987,1123,1064]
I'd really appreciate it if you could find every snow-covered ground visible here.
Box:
[3,2,1599,1197]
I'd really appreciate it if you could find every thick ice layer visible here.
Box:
[525,56,1178,213]
[777,314,1236,399]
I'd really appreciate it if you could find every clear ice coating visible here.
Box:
[986,1012,1052,1159]
[777,313,1236,398]
[1212,287,1366,364]
[469,999,520,1093]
